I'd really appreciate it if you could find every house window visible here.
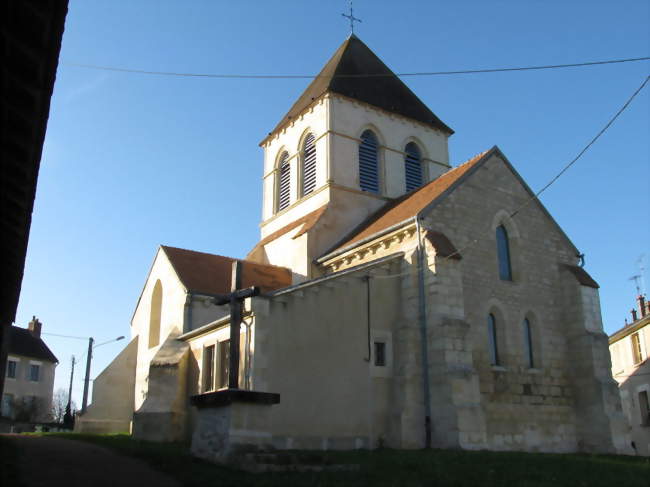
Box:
[29,364,40,382]
[202,345,215,392]
[631,332,643,365]
[404,142,423,192]
[374,341,386,366]
[301,134,317,196]
[496,225,512,281]
[6,360,17,379]
[1,394,13,418]
[218,340,230,389]
[523,318,534,368]
[277,152,291,211]
[639,391,650,426]
[359,130,379,193]
[488,314,499,366]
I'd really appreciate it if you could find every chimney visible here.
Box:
[28,316,42,338]
[637,295,647,318]
[631,308,638,322]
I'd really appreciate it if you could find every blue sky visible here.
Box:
[17,1,649,406]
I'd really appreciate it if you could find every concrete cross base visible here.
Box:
[189,389,280,465]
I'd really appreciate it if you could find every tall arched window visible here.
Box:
[496,225,512,280]
[301,133,317,196]
[149,280,162,348]
[523,318,534,368]
[277,151,291,212]
[404,142,423,192]
[487,313,499,365]
[359,130,379,193]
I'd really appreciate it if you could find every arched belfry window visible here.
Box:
[277,151,291,212]
[496,225,512,280]
[404,142,423,192]
[359,130,379,193]
[487,313,499,365]
[149,280,162,349]
[523,318,534,368]
[301,133,317,196]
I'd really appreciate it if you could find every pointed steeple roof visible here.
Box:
[265,35,453,142]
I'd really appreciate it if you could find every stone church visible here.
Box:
[78,35,630,458]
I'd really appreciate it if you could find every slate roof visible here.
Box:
[264,35,452,143]
[320,149,489,259]
[9,326,58,363]
[161,246,292,295]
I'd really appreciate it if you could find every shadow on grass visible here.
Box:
[37,433,650,487]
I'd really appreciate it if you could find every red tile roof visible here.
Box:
[247,205,328,258]
[323,150,489,257]
[563,264,599,289]
[161,246,292,295]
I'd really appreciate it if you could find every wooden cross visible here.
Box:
[213,261,259,389]
[341,0,362,34]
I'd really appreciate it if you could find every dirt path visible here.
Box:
[5,435,180,487]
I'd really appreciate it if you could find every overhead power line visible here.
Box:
[63,56,650,79]
[511,74,650,217]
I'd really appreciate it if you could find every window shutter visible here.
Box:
[302,134,317,196]
[404,142,422,192]
[359,130,379,193]
[278,152,291,211]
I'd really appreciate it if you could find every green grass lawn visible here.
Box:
[16,433,650,487]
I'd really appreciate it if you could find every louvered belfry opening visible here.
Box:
[302,133,317,196]
[278,151,291,211]
[404,142,423,192]
[359,130,379,193]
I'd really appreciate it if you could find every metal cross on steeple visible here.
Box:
[341,0,362,34]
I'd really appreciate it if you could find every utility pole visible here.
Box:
[81,337,93,414]
[63,355,75,427]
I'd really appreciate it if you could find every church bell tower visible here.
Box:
[248,35,453,282]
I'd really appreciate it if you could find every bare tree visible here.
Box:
[51,388,66,423]
[51,388,77,424]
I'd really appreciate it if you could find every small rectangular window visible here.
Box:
[29,364,40,382]
[218,340,230,389]
[374,342,386,367]
[202,345,215,392]
[6,361,17,379]
[631,333,643,365]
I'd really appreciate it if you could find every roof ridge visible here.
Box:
[161,245,291,271]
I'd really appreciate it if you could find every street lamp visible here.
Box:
[81,335,125,414]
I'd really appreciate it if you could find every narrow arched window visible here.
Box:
[523,318,534,368]
[404,142,423,192]
[359,130,379,193]
[496,225,512,280]
[302,134,317,196]
[277,151,291,211]
[487,313,499,365]
[149,280,162,348]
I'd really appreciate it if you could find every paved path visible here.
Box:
[5,435,180,487]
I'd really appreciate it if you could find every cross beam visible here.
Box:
[341,0,362,34]
[211,261,260,389]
